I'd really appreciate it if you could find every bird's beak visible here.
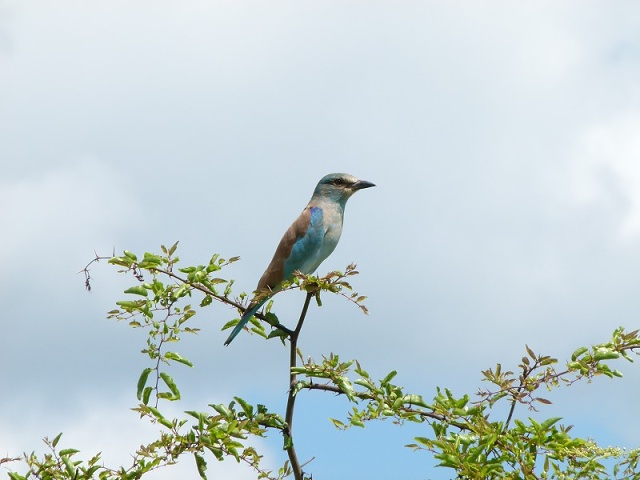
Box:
[354,179,376,190]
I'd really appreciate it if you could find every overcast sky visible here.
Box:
[1,1,640,479]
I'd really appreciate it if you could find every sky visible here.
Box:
[1,1,640,479]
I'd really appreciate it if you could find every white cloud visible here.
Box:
[1,2,640,479]
[570,112,640,240]
[0,159,139,272]
[0,396,273,480]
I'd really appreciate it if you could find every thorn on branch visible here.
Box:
[79,250,113,292]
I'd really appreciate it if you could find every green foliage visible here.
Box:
[5,243,640,479]
[292,333,640,478]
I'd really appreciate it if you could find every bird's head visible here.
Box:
[312,173,376,205]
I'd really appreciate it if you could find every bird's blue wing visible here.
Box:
[283,206,326,278]
[224,206,325,346]
[253,206,326,291]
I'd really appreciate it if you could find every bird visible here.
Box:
[224,173,375,345]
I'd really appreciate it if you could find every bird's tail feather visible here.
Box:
[223,297,269,346]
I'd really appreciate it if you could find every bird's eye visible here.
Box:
[332,179,346,186]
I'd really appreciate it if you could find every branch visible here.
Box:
[478,331,640,431]
[300,382,468,429]
[156,267,297,338]
[84,251,295,337]
[284,291,314,480]
[79,252,113,291]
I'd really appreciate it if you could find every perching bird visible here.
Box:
[224,173,375,345]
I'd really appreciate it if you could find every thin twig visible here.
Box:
[285,291,314,480]
[79,253,112,291]
[154,267,294,337]
[81,254,293,337]
[504,361,538,431]
[300,383,467,428]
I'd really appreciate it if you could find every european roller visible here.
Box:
[224,173,375,345]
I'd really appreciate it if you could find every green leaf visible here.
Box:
[381,370,397,384]
[109,256,131,267]
[234,396,254,418]
[116,300,143,309]
[250,325,268,339]
[350,418,365,428]
[221,318,239,331]
[160,372,181,400]
[148,406,173,429]
[567,361,584,371]
[173,284,191,299]
[59,448,80,456]
[525,344,536,359]
[51,432,63,448]
[263,312,280,326]
[211,403,230,417]
[267,328,288,339]
[165,351,194,367]
[143,252,163,263]
[137,368,153,401]
[168,241,179,256]
[541,417,562,429]
[194,452,207,479]
[142,386,152,405]
[62,454,76,477]
[330,418,346,429]
[403,394,429,408]
[354,378,374,390]
[594,350,620,361]
[123,250,138,261]
[124,285,148,296]
[335,376,356,401]
[415,436,431,447]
